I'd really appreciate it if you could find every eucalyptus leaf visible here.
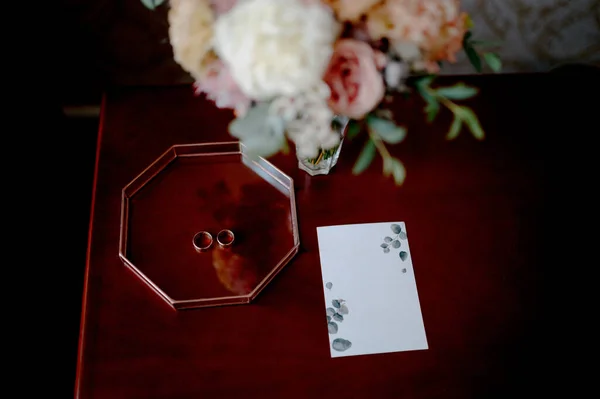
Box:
[327,315,331,323]
[332,300,341,309]
[380,243,389,249]
[415,78,439,122]
[399,251,408,261]
[447,114,462,140]
[392,240,401,249]
[346,121,362,140]
[325,282,333,290]
[229,103,286,158]
[425,101,440,123]
[140,0,165,10]
[367,116,407,144]
[328,322,338,334]
[332,338,352,352]
[391,224,402,234]
[383,247,390,253]
[339,304,349,315]
[483,52,502,73]
[352,139,376,175]
[435,84,478,100]
[463,41,482,73]
[415,75,435,90]
[384,236,393,243]
[398,231,407,240]
[386,158,406,186]
[326,307,336,317]
[333,313,344,322]
[457,106,485,140]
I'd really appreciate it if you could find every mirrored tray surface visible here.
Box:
[119,142,300,310]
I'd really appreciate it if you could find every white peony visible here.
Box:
[270,83,340,159]
[213,0,340,100]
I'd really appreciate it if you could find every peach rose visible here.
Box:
[321,0,380,21]
[209,0,237,15]
[366,0,467,72]
[324,39,387,119]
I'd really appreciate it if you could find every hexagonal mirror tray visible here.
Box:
[119,142,300,310]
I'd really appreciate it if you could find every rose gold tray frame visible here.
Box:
[119,142,300,310]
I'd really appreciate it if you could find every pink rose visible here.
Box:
[324,39,386,119]
[209,0,237,15]
[194,59,251,116]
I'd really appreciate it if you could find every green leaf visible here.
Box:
[332,338,352,352]
[447,114,463,140]
[456,106,485,140]
[332,300,341,309]
[435,83,479,100]
[463,35,482,73]
[346,121,362,140]
[140,0,165,10]
[367,116,407,144]
[328,322,338,334]
[415,78,440,122]
[483,52,502,73]
[390,224,402,234]
[352,140,376,175]
[425,101,440,123]
[465,46,482,72]
[415,75,435,90]
[399,251,408,261]
[383,158,406,186]
[229,104,286,158]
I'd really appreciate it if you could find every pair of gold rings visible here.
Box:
[193,229,235,252]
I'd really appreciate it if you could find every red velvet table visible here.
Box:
[75,73,564,398]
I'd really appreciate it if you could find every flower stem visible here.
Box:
[314,150,324,165]
[427,88,461,113]
[307,145,338,165]
[367,125,392,162]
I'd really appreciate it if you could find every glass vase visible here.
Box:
[297,115,350,176]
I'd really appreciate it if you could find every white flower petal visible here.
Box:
[214,0,339,100]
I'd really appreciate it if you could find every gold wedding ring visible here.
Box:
[216,229,235,248]
[193,231,213,252]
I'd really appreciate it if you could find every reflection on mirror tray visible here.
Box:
[119,142,300,309]
[211,245,258,295]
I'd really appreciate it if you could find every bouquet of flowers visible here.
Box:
[142,0,501,185]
